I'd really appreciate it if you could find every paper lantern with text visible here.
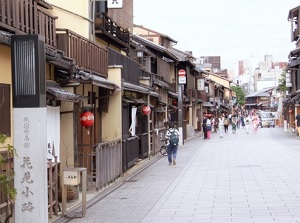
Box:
[80,111,94,127]
[141,105,151,115]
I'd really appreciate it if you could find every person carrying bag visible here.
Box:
[206,118,212,139]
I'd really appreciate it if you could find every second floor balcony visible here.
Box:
[0,0,56,47]
[288,6,300,42]
[95,13,130,49]
[56,29,108,77]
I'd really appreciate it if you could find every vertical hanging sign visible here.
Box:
[197,79,205,91]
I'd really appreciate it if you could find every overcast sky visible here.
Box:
[133,0,299,72]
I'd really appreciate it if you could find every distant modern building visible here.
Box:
[197,56,228,79]
[236,55,287,95]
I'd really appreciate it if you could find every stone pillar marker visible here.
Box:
[11,35,48,222]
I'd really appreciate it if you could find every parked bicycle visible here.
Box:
[160,137,168,156]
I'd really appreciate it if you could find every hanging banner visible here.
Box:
[129,106,137,136]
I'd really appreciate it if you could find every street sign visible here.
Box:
[178,69,186,76]
[178,69,186,84]
[107,0,123,9]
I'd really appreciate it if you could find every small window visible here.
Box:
[0,84,11,136]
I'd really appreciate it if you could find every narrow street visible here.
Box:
[64,126,300,223]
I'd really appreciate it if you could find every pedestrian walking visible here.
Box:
[228,113,232,125]
[206,118,212,139]
[241,115,245,129]
[202,116,207,139]
[218,113,225,138]
[165,121,180,165]
[236,115,240,129]
[244,115,250,134]
[252,111,259,133]
[213,116,218,133]
[223,115,229,133]
[295,113,300,139]
[231,113,237,134]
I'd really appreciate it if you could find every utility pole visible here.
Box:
[178,69,186,146]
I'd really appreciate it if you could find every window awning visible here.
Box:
[74,70,119,91]
[153,79,169,89]
[123,82,149,94]
[91,75,119,90]
[46,80,87,103]
[157,99,167,106]
[124,96,146,104]
[168,91,178,98]
[149,91,160,98]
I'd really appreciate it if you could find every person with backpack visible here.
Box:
[165,121,180,165]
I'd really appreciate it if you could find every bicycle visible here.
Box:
[160,138,168,156]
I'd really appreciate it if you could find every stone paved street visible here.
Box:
[64,126,300,223]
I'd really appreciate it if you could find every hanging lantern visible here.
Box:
[141,105,151,115]
[172,99,178,106]
[289,109,293,114]
[80,111,94,127]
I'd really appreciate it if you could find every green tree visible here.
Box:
[231,85,246,106]
[0,133,17,223]
[277,70,288,93]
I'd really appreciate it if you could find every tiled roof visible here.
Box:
[246,87,274,98]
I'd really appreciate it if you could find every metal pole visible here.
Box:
[283,91,287,132]
[147,94,151,159]
[178,84,183,146]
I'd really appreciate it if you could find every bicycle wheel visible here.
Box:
[160,145,168,156]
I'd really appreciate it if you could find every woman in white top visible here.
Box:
[244,115,250,134]
[206,118,212,139]
[218,114,225,138]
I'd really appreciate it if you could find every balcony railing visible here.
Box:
[109,48,139,84]
[95,13,129,47]
[56,29,108,77]
[292,29,299,42]
[0,0,56,47]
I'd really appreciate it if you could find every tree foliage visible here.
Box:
[231,85,246,106]
[0,133,17,199]
[278,70,288,93]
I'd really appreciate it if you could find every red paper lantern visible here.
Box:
[141,105,151,115]
[172,99,178,106]
[80,111,94,127]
